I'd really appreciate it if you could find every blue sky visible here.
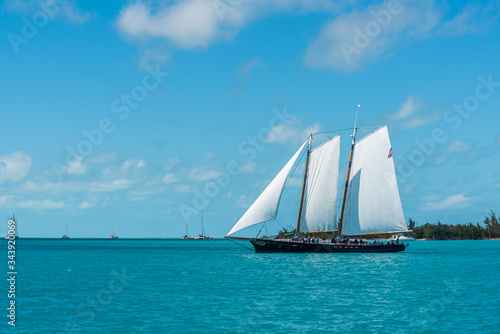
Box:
[1,0,499,238]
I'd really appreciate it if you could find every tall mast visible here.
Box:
[295,134,312,238]
[201,212,204,237]
[337,104,360,236]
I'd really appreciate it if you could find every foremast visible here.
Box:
[337,104,360,236]
[295,134,312,238]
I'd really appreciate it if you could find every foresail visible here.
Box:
[303,135,340,233]
[342,126,407,235]
[226,141,307,236]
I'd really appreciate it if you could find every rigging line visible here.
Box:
[313,128,354,136]
[283,146,307,188]
[227,238,255,252]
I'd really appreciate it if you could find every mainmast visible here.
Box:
[295,134,312,238]
[337,104,360,236]
[201,212,204,237]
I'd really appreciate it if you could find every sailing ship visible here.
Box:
[5,214,19,240]
[194,212,212,240]
[182,221,192,239]
[110,220,118,239]
[62,222,70,239]
[226,107,408,253]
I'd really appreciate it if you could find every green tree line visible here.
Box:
[409,210,500,240]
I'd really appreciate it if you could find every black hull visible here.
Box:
[250,239,406,253]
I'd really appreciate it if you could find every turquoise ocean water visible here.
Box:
[2,239,499,333]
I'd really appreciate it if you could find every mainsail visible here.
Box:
[302,135,340,233]
[226,141,307,236]
[342,126,407,235]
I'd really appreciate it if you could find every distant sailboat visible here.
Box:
[194,212,212,240]
[62,222,70,239]
[225,105,408,253]
[182,221,192,239]
[110,220,118,239]
[5,214,19,240]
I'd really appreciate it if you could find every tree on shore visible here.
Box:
[410,210,499,240]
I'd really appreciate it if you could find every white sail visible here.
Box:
[342,126,407,235]
[302,135,340,232]
[226,141,307,236]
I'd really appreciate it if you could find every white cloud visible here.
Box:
[204,152,214,161]
[422,194,476,211]
[58,1,91,24]
[79,201,93,209]
[265,117,320,145]
[166,157,181,170]
[86,152,119,164]
[239,161,257,174]
[174,184,192,193]
[447,140,470,153]
[305,1,442,71]
[434,156,448,165]
[19,180,85,193]
[0,195,14,207]
[397,111,442,130]
[122,159,146,169]
[139,48,170,68]
[388,96,441,130]
[67,156,88,175]
[18,199,65,210]
[438,2,500,36]
[391,96,420,121]
[2,0,90,24]
[237,57,265,78]
[188,166,223,181]
[421,194,442,202]
[116,0,220,48]
[0,151,32,184]
[116,0,335,48]
[162,173,178,184]
[235,195,252,208]
[89,179,134,192]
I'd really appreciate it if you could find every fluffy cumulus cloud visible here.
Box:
[304,0,442,71]
[0,151,32,184]
[304,0,500,71]
[78,201,93,209]
[422,194,476,211]
[265,117,320,145]
[116,0,500,70]
[116,0,220,48]
[67,156,88,175]
[388,96,441,129]
[116,0,334,48]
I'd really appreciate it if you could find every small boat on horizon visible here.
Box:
[194,212,212,240]
[62,222,70,239]
[110,220,118,239]
[182,221,192,239]
[226,105,408,253]
[5,214,19,240]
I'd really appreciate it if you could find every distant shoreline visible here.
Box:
[414,238,500,241]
